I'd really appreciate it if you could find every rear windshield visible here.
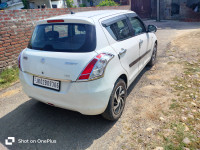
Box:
[28,23,96,53]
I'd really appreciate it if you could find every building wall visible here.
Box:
[186,0,199,7]
[28,0,52,8]
[1,0,24,10]
[5,2,23,10]
[0,5,130,71]
[51,0,65,8]
[159,0,200,20]
[180,3,200,21]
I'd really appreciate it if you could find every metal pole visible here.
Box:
[157,0,160,21]
[63,0,66,8]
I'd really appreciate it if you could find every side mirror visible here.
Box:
[147,25,157,33]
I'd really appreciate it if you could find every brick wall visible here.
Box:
[0,5,130,71]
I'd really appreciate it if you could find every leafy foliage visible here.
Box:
[66,0,74,8]
[21,0,29,9]
[79,3,87,7]
[97,0,119,7]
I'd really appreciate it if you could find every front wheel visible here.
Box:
[102,79,127,121]
[148,43,157,67]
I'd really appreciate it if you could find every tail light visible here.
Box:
[18,53,21,71]
[77,53,114,81]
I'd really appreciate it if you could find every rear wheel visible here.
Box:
[102,79,127,121]
[148,43,157,66]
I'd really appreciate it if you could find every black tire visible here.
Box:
[148,43,157,67]
[102,79,127,121]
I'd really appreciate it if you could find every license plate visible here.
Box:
[33,76,60,91]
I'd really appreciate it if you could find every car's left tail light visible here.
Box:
[18,53,21,71]
[77,53,114,81]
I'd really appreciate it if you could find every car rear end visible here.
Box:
[19,16,119,115]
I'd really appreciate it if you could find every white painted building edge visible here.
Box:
[4,2,23,10]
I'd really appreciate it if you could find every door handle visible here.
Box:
[139,39,143,48]
[118,48,127,58]
[139,39,143,44]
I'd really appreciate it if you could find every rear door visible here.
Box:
[101,15,140,82]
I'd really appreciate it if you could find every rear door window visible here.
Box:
[106,19,132,41]
[28,23,96,53]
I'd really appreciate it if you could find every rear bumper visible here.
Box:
[19,71,113,115]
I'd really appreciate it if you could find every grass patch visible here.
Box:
[163,124,185,150]
[163,60,200,149]
[0,67,19,89]
[169,103,180,110]
[163,123,198,150]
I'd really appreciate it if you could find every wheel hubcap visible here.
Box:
[113,86,125,115]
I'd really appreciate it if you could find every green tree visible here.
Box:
[21,0,29,9]
[79,3,87,7]
[66,0,74,8]
[97,0,118,6]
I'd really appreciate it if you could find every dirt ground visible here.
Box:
[110,29,200,150]
[0,21,200,150]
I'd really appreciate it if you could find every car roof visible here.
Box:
[49,10,135,20]
[38,10,136,25]
[71,10,133,18]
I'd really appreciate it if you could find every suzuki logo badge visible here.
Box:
[41,58,45,64]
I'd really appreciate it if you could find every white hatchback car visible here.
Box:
[19,10,157,121]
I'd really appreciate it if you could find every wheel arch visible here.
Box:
[155,40,158,46]
[118,74,128,88]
